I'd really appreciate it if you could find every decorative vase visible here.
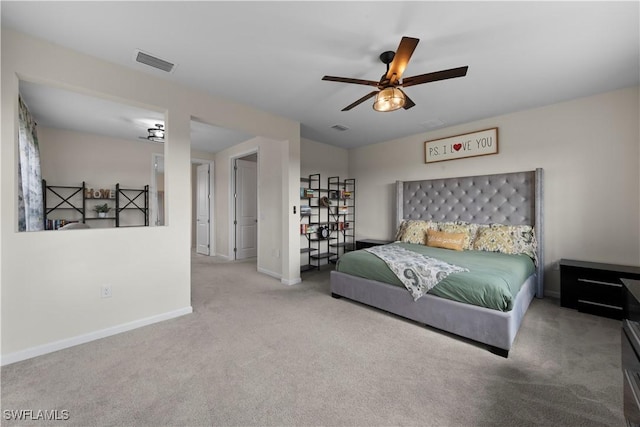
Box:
[98,212,106,218]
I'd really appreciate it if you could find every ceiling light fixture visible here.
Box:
[372,87,406,112]
[147,124,165,142]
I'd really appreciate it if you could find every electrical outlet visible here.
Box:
[553,261,560,271]
[100,285,112,298]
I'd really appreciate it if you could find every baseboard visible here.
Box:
[257,266,281,280]
[545,290,560,299]
[1,306,193,366]
[282,277,302,286]
[215,253,230,260]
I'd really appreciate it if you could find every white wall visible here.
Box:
[39,126,163,228]
[213,137,290,280]
[301,138,348,178]
[349,86,640,297]
[1,29,300,362]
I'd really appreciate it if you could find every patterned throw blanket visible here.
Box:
[365,245,468,301]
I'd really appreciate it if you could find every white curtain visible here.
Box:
[17,96,44,231]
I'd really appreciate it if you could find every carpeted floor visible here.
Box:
[1,254,624,426]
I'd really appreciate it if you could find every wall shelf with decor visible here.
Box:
[300,173,336,271]
[327,176,356,264]
[42,179,149,229]
[115,184,149,227]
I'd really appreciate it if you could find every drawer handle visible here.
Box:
[578,278,622,287]
[578,299,622,310]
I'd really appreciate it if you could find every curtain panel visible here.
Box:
[18,96,44,231]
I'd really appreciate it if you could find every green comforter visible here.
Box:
[336,242,535,311]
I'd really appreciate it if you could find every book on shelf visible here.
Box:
[46,219,80,230]
[300,205,312,215]
[300,188,315,198]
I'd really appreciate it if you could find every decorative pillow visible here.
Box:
[437,221,479,250]
[394,220,410,241]
[509,225,537,262]
[473,226,515,253]
[426,229,465,251]
[473,224,537,263]
[395,220,437,244]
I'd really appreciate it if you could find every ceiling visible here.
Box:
[3,1,639,151]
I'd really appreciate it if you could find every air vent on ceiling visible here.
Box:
[421,119,445,129]
[331,124,349,132]
[134,50,175,73]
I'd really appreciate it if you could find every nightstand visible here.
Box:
[560,259,640,319]
[355,239,393,250]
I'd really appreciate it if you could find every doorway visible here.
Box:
[232,152,258,260]
[192,158,214,255]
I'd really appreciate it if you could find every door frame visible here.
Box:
[229,148,259,261]
[192,157,215,256]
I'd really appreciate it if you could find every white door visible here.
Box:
[235,158,257,259]
[196,163,210,255]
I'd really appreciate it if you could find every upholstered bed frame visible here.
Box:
[330,168,544,357]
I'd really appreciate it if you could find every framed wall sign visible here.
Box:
[425,127,498,163]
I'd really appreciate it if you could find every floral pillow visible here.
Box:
[437,221,480,250]
[473,225,515,253]
[395,220,437,244]
[473,224,537,263]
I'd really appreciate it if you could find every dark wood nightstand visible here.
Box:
[560,259,640,319]
[621,279,640,426]
[355,239,393,250]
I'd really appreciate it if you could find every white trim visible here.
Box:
[257,266,281,280]
[281,277,302,286]
[545,290,560,299]
[1,306,193,366]
[256,267,300,285]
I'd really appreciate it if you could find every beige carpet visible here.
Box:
[1,254,624,426]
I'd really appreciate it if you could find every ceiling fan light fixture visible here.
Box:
[147,124,165,141]
[373,87,405,112]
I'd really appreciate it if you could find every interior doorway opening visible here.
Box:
[191,158,214,255]
[231,151,258,261]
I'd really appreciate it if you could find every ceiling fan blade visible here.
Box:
[401,66,469,88]
[399,89,415,110]
[342,91,378,111]
[322,76,379,87]
[385,36,419,84]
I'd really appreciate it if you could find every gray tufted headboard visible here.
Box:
[396,168,544,298]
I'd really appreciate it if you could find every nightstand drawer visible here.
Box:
[577,299,623,319]
[577,278,623,307]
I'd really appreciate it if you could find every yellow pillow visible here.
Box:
[438,221,479,250]
[426,229,465,251]
[397,220,437,245]
[473,226,515,253]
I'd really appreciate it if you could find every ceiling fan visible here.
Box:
[322,36,468,112]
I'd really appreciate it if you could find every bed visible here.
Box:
[330,169,544,357]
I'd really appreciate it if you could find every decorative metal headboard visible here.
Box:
[396,168,544,297]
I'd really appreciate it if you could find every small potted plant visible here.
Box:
[93,203,111,218]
